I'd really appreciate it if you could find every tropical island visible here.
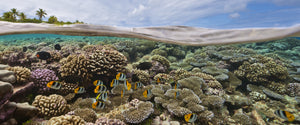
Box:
[0,8,84,25]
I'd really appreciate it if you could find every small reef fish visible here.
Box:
[96,91,109,101]
[74,87,86,94]
[134,82,143,89]
[274,110,295,122]
[136,62,152,70]
[54,44,61,50]
[94,85,107,93]
[93,80,104,86]
[174,91,180,99]
[36,51,51,60]
[184,113,197,123]
[92,99,105,109]
[121,89,125,98]
[23,46,27,52]
[156,78,161,84]
[116,73,126,81]
[170,81,180,89]
[124,80,131,90]
[47,81,61,90]
[143,89,152,98]
[110,79,119,87]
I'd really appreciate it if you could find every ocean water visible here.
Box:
[0,33,299,125]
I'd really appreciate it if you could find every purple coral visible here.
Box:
[31,69,58,94]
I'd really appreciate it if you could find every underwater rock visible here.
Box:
[0,65,16,84]
[46,115,85,125]
[0,81,13,107]
[122,101,154,124]
[0,102,16,124]
[10,82,34,102]
[13,102,38,124]
[261,87,287,102]
[32,94,70,118]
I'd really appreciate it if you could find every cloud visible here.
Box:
[229,13,240,18]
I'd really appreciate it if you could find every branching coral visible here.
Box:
[46,115,85,125]
[32,94,70,118]
[6,66,31,84]
[122,101,154,124]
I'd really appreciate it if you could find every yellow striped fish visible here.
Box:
[124,80,131,90]
[134,82,143,89]
[174,91,180,99]
[96,91,109,101]
[94,85,107,93]
[184,113,197,122]
[143,89,152,98]
[74,87,85,94]
[92,99,105,109]
[121,89,125,98]
[47,81,61,90]
[93,80,104,86]
[110,79,119,87]
[274,110,295,122]
[116,73,126,81]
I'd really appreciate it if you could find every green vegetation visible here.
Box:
[0,8,84,25]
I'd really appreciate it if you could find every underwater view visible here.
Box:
[0,33,299,125]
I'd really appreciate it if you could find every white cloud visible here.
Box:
[230,13,240,18]
[0,0,252,27]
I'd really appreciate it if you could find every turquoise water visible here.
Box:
[0,33,300,125]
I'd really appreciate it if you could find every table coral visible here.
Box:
[6,66,31,84]
[32,94,70,118]
[122,101,154,124]
[46,115,85,125]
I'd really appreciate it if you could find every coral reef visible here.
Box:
[287,83,300,97]
[0,64,16,83]
[30,69,59,94]
[132,69,150,84]
[32,94,70,118]
[6,66,31,84]
[150,55,170,73]
[46,115,85,125]
[122,101,154,123]
[94,117,126,125]
[73,108,97,123]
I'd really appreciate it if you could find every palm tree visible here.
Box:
[18,12,26,21]
[10,8,19,21]
[2,12,13,21]
[36,8,47,21]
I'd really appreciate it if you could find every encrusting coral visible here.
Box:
[6,66,31,84]
[32,94,70,118]
[46,115,85,125]
[122,101,154,124]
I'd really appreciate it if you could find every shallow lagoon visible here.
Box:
[0,33,299,125]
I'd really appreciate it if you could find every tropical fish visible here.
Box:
[184,113,197,123]
[274,110,295,122]
[110,79,119,87]
[143,89,152,98]
[170,81,180,89]
[124,80,131,90]
[74,87,86,94]
[93,80,104,86]
[36,51,51,60]
[156,78,161,84]
[94,85,107,93]
[23,46,27,52]
[134,82,143,89]
[116,73,126,81]
[96,91,109,101]
[121,89,125,98]
[174,91,180,99]
[47,81,61,90]
[54,44,61,50]
[136,62,152,70]
[92,99,105,109]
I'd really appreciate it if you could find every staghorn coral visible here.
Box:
[32,94,70,118]
[5,66,31,84]
[122,101,154,124]
[0,64,16,84]
[88,49,127,77]
[46,115,85,125]
[59,54,92,84]
[74,108,97,123]
[234,55,288,83]
[30,69,58,94]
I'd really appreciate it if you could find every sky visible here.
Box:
[0,0,299,29]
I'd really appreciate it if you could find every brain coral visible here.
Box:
[122,101,154,124]
[32,94,70,118]
[59,54,92,83]
[88,49,127,77]
[6,66,31,84]
[46,115,85,125]
[234,55,288,83]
